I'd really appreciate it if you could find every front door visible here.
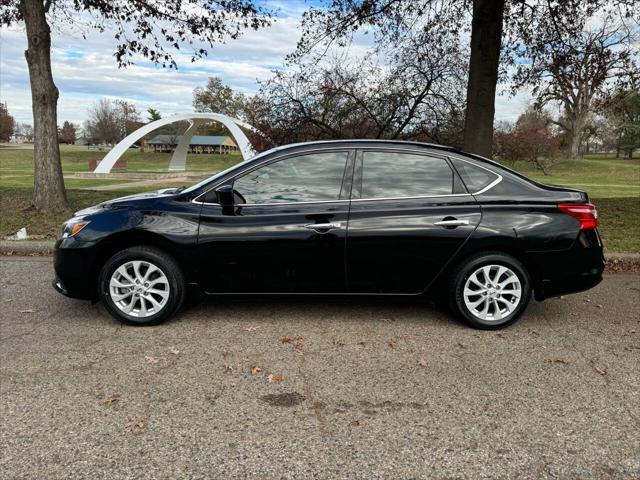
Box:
[346,148,481,293]
[197,150,354,293]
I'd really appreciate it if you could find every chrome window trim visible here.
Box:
[191,145,505,206]
[192,192,474,206]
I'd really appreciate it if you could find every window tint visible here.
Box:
[233,152,349,204]
[451,158,498,193]
[361,151,454,198]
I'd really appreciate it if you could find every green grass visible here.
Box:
[0,144,243,188]
[0,146,638,252]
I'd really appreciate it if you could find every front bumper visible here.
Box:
[53,238,99,300]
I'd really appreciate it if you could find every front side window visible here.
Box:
[233,152,349,204]
[361,151,455,199]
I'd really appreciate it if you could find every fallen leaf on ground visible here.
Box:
[103,394,120,406]
[333,337,346,346]
[400,335,412,342]
[388,339,397,349]
[594,366,607,376]
[169,347,180,355]
[267,373,284,383]
[282,335,304,344]
[125,417,145,434]
[417,358,428,367]
[457,342,467,349]
[350,420,360,427]
[243,326,259,332]
[222,352,232,372]
[547,357,569,364]
[145,356,159,364]
[251,366,263,376]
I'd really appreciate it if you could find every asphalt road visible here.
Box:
[1,257,639,480]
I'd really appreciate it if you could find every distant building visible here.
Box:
[147,135,238,154]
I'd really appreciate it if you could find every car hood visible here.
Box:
[74,188,180,216]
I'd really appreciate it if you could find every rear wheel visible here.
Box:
[99,246,185,326]
[449,252,531,329]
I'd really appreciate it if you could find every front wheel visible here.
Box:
[99,246,185,326]
[449,252,532,330]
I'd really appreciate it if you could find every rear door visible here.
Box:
[197,149,354,293]
[346,148,481,293]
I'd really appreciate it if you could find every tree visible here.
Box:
[493,107,560,174]
[1,1,273,212]
[147,108,162,122]
[84,99,121,145]
[290,0,638,158]
[58,120,76,144]
[14,122,34,142]
[512,19,639,159]
[601,89,640,158]
[251,37,467,147]
[0,102,15,142]
[193,77,249,119]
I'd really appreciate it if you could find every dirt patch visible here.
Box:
[261,392,306,407]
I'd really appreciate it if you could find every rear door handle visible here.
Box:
[434,219,470,227]
[303,222,342,232]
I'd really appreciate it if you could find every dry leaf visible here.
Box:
[282,335,304,344]
[267,373,284,383]
[125,417,145,434]
[417,358,428,367]
[222,352,232,372]
[401,335,412,342]
[103,394,120,406]
[547,357,569,364]
[388,339,397,349]
[334,337,346,346]
[243,326,259,332]
[251,366,263,376]
[169,347,180,355]
[145,356,159,364]
[594,366,607,376]
[350,420,360,427]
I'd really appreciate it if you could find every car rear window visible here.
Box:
[361,151,454,198]
[451,158,499,193]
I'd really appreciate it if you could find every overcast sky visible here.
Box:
[0,0,530,127]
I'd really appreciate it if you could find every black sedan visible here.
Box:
[54,140,604,329]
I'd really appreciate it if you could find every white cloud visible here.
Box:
[0,3,533,127]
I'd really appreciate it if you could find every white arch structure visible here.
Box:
[93,113,258,174]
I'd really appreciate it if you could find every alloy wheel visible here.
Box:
[108,260,170,318]
[463,264,522,322]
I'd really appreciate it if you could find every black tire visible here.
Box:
[98,246,185,326]
[448,252,531,330]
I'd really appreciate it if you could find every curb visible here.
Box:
[1,240,639,273]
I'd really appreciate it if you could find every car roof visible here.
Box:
[271,139,462,155]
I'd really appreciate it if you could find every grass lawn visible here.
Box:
[1,146,638,252]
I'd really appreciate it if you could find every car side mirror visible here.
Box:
[216,185,235,206]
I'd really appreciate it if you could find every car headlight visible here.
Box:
[60,219,90,239]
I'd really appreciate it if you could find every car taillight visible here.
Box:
[558,203,598,229]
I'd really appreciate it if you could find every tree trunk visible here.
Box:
[462,0,505,158]
[20,0,68,211]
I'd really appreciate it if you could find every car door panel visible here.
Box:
[197,150,354,293]
[345,149,481,294]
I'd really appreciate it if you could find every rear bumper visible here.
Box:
[531,230,605,301]
[53,238,99,300]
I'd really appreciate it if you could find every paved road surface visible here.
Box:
[1,257,639,479]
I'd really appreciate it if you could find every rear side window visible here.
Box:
[361,151,454,199]
[451,158,499,193]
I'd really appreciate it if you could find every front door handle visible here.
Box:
[303,222,342,232]
[434,218,470,227]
